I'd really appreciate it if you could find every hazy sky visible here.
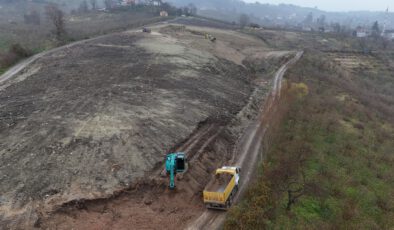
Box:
[243,0,391,12]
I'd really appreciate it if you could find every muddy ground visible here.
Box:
[0,21,293,229]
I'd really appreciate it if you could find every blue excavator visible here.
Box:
[165,152,186,189]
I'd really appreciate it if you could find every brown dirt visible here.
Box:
[205,174,233,192]
[0,21,292,229]
[186,52,303,230]
[41,122,229,230]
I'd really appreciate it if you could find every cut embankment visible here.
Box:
[0,24,283,229]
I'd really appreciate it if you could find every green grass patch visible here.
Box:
[225,51,394,229]
[293,197,323,221]
[0,39,10,52]
[0,67,6,75]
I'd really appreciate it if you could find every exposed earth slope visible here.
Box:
[0,22,293,228]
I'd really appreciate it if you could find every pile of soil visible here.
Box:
[0,22,293,228]
[205,173,233,192]
[0,25,264,228]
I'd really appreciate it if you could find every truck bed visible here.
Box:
[205,173,233,192]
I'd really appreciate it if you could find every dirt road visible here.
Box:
[0,35,112,86]
[0,15,185,87]
[187,51,303,230]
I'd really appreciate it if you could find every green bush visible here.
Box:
[0,43,32,69]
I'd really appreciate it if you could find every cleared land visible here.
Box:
[0,2,164,53]
[0,20,294,229]
[0,2,169,93]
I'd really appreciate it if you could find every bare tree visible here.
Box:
[45,4,66,39]
[239,14,250,28]
[104,0,112,10]
[188,3,197,16]
[79,0,89,13]
[317,14,326,27]
[154,0,163,6]
[371,21,381,39]
[266,143,310,211]
[283,173,306,211]
[144,0,153,6]
[332,22,341,33]
[382,38,389,49]
[304,12,313,26]
[90,0,97,10]
[182,7,190,16]
[24,10,41,25]
[358,38,369,53]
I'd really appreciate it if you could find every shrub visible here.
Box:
[9,44,32,58]
[0,44,32,68]
[225,51,394,229]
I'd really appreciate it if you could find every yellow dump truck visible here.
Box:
[203,166,241,210]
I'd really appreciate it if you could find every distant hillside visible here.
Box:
[167,0,394,29]
[0,0,100,12]
[1,0,393,29]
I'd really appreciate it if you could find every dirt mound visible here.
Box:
[206,173,233,192]
[0,23,297,229]
[0,23,284,228]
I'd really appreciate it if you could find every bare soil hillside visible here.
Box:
[0,23,292,228]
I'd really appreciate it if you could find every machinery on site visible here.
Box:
[142,27,151,33]
[205,33,216,42]
[165,152,186,189]
[203,166,241,210]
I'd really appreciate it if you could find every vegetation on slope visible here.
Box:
[0,2,172,75]
[225,51,394,229]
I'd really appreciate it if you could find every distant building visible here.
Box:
[324,27,333,33]
[356,31,367,38]
[160,11,168,17]
[105,0,121,8]
[356,27,368,38]
[121,0,136,6]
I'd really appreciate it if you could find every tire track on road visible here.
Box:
[158,124,217,177]
[187,51,303,230]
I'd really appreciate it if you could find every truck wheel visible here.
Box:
[226,199,232,208]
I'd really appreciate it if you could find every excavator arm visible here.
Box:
[166,154,176,189]
[169,160,175,189]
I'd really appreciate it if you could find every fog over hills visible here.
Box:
[168,0,394,29]
[0,0,392,29]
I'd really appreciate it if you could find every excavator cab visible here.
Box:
[165,152,186,189]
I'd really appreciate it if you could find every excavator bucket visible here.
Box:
[175,153,185,173]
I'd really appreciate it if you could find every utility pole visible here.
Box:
[381,7,389,37]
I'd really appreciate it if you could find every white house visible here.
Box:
[357,31,367,38]
[356,27,368,38]
[121,0,136,6]
[160,11,169,17]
